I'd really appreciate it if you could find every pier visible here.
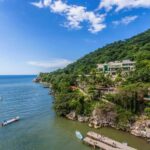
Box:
[83,131,137,150]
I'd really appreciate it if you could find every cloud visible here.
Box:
[30,1,44,8]
[31,0,52,8]
[113,15,138,25]
[27,58,72,69]
[99,0,150,11]
[50,0,68,13]
[43,0,52,6]
[31,0,106,33]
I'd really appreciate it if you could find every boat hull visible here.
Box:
[1,116,20,127]
[75,131,83,140]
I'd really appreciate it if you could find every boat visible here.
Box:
[1,116,20,127]
[75,131,83,140]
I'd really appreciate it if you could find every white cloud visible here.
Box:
[43,0,52,6]
[50,0,69,13]
[27,58,72,69]
[31,0,106,33]
[30,1,44,8]
[113,15,138,25]
[99,0,150,11]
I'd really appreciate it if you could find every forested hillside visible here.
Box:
[38,29,150,131]
[63,29,150,75]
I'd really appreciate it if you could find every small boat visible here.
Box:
[1,116,20,127]
[75,131,83,140]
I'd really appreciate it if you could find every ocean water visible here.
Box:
[0,75,149,150]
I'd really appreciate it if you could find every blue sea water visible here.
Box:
[0,75,149,150]
[0,75,50,121]
[0,75,90,150]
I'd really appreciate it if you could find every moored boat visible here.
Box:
[75,131,83,140]
[1,116,20,127]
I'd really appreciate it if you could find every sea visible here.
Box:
[0,75,149,150]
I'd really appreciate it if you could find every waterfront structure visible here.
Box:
[83,131,136,150]
[97,60,135,75]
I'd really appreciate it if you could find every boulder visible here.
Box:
[130,119,150,139]
[146,132,150,138]
[146,120,150,128]
[66,111,76,120]
[89,107,117,129]
[77,115,89,122]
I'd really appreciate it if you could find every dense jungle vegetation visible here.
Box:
[38,29,150,128]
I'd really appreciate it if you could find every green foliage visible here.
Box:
[83,101,94,115]
[125,51,150,83]
[106,83,149,113]
[39,29,150,126]
[116,107,134,130]
[146,102,150,107]
[94,102,116,112]
[144,107,150,118]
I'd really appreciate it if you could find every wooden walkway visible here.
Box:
[84,137,120,150]
[83,131,137,150]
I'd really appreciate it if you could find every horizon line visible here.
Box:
[0,74,38,76]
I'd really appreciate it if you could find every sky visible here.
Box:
[0,0,150,75]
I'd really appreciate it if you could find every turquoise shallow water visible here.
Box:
[0,75,149,150]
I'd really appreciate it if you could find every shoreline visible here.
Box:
[35,79,150,142]
[65,111,150,142]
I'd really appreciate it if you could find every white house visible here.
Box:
[97,60,135,75]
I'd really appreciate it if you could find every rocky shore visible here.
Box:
[131,116,150,139]
[34,78,150,141]
[66,110,150,141]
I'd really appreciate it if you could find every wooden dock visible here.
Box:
[84,137,120,150]
[83,131,137,150]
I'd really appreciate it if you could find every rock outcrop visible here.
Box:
[65,109,150,140]
[66,111,76,120]
[33,77,41,83]
[89,107,117,129]
[77,115,89,122]
[130,117,150,139]
[66,112,89,122]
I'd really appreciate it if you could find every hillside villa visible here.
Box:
[97,60,135,75]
